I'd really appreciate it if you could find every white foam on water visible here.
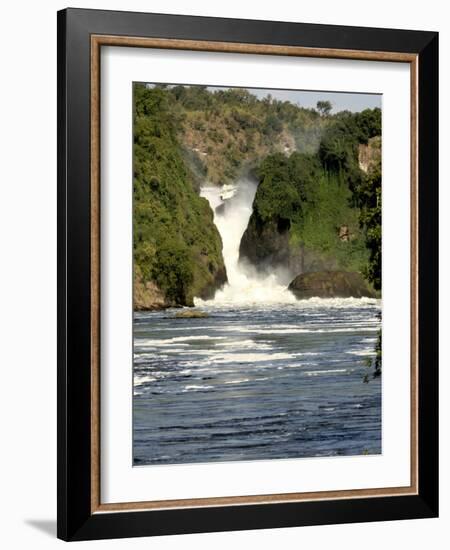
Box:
[178,351,294,369]
[216,339,273,351]
[283,362,318,369]
[224,378,251,385]
[180,367,237,375]
[347,348,377,356]
[134,374,157,386]
[209,352,293,364]
[213,326,379,335]
[137,335,227,347]
[305,368,348,376]
[294,296,380,309]
[196,180,297,306]
[155,326,210,331]
[183,384,215,392]
[164,347,195,354]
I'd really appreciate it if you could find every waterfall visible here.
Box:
[197,178,296,305]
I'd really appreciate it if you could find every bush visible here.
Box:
[133,84,226,307]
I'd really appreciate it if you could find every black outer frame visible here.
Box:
[57,7,439,541]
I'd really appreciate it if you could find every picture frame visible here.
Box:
[57,7,438,541]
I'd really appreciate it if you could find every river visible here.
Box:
[133,179,382,466]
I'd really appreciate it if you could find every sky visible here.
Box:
[145,83,381,113]
[209,86,381,113]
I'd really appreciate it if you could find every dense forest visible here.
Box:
[133,85,226,308]
[240,109,381,287]
[133,83,381,316]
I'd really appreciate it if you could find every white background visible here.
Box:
[0,1,447,548]
[102,48,411,503]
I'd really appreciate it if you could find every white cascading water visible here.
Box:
[197,178,296,305]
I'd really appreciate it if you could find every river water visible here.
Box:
[133,180,382,466]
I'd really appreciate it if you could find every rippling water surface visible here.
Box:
[133,298,381,466]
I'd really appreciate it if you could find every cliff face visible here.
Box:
[169,85,329,187]
[239,109,381,285]
[359,136,382,173]
[134,275,168,311]
[133,85,382,307]
[239,150,369,283]
[239,213,345,283]
[356,137,382,290]
[133,85,227,309]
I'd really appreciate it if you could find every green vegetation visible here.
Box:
[157,85,329,185]
[319,110,382,286]
[133,84,382,325]
[354,139,382,290]
[240,152,369,275]
[319,109,381,187]
[133,84,226,308]
[238,108,382,379]
[296,173,369,272]
[318,110,382,379]
[316,100,332,116]
[240,108,381,280]
[364,318,382,382]
[357,138,382,380]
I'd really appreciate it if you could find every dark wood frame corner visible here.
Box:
[57,7,439,541]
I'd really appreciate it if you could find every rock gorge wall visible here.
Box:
[239,109,381,288]
[133,85,227,310]
[358,136,382,174]
[239,164,375,284]
[133,84,382,308]
[170,85,330,187]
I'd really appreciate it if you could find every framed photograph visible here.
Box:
[57,8,438,541]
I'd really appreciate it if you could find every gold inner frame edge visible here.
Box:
[90,34,419,514]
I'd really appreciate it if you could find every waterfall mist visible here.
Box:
[198,178,296,305]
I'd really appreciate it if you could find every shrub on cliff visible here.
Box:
[240,146,369,277]
[319,108,381,192]
[240,109,381,282]
[355,162,381,291]
[133,84,226,308]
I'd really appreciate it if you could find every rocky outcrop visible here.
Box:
[238,150,369,284]
[134,277,170,311]
[133,84,228,310]
[173,310,209,318]
[134,262,226,311]
[239,215,342,284]
[288,271,376,299]
[358,136,381,174]
[193,263,227,301]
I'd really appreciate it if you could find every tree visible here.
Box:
[356,166,381,291]
[316,100,332,116]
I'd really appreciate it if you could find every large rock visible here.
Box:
[133,85,228,311]
[239,216,342,284]
[238,152,368,285]
[193,263,227,301]
[134,262,226,311]
[288,271,376,299]
[134,277,170,311]
[173,310,209,319]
